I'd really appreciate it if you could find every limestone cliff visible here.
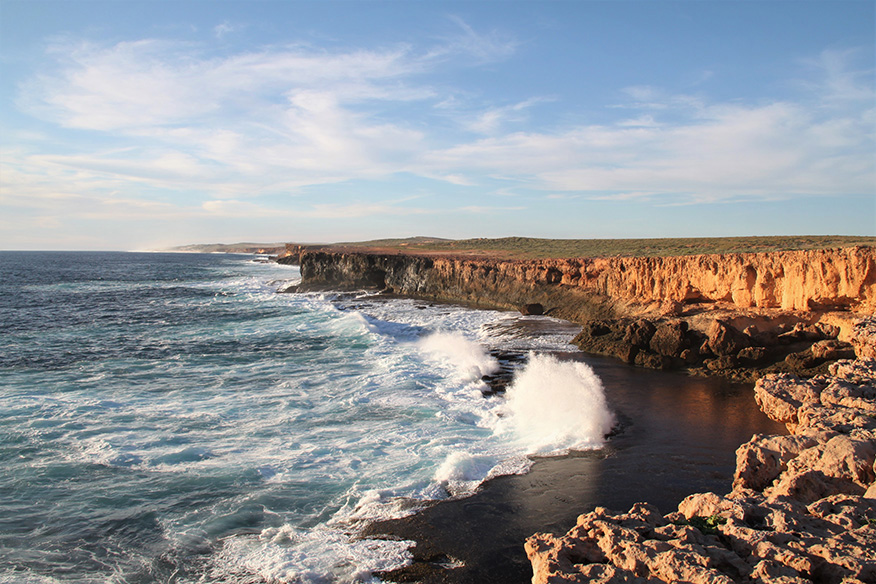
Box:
[289,246,875,379]
[294,246,875,315]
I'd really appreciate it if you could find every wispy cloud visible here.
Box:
[800,47,876,104]
[428,15,518,64]
[466,97,551,134]
[5,34,873,247]
[214,22,235,39]
[421,50,874,203]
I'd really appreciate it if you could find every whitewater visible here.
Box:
[0,252,614,584]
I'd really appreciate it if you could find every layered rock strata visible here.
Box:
[289,247,875,313]
[525,333,876,584]
[286,247,875,380]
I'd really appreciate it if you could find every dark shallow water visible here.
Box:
[365,353,787,584]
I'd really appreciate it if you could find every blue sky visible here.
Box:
[1,0,874,250]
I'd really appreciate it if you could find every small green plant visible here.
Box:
[679,515,728,535]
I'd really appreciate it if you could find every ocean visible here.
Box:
[0,251,614,584]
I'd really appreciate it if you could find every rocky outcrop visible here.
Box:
[571,315,862,382]
[525,355,876,584]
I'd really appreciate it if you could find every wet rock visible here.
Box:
[521,303,544,316]
[811,339,856,362]
[585,320,613,337]
[635,351,673,370]
[674,349,693,365]
[480,351,526,395]
[706,356,737,371]
[785,348,818,371]
[738,346,768,365]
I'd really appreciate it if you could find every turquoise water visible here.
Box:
[0,252,600,583]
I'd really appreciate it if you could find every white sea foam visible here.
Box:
[2,254,612,584]
[434,451,502,495]
[211,525,414,584]
[496,353,616,454]
[416,331,499,381]
[0,571,65,584]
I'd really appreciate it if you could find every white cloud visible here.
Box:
[466,97,550,135]
[428,15,518,64]
[214,22,235,39]
[422,87,874,201]
[5,34,873,248]
[12,39,437,199]
[802,48,876,104]
[22,39,424,132]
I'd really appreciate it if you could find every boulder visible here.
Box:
[849,317,876,360]
[584,320,613,337]
[521,303,544,316]
[733,434,819,491]
[707,320,750,356]
[649,321,690,357]
[754,373,825,429]
[609,343,639,365]
[623,319,657,349]
[811,339,856,361]
[635,351,673,370]
[785,349,818,371]
[737,346,768,365]
[706,356,737,371]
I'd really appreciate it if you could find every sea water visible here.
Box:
[0,252,611,584]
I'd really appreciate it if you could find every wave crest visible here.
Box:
[497,353,615,454]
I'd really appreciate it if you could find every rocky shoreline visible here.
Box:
[359,354,785,584]
[281,246,875,383]
[570,311,858,383]
[526,318,876,584]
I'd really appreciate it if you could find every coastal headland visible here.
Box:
[275,237,876,583]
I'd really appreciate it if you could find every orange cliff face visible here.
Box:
[297,246,875,317]
[296,246,875,379]
[532,246,876,313]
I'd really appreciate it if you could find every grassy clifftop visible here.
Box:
[329,235,876,260]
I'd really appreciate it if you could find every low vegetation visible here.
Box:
[328,235,876,260]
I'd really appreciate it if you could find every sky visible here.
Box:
[0,0,874,250]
